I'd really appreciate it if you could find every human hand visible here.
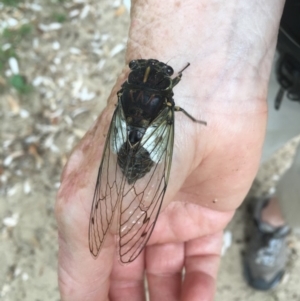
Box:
[55,1,285,300]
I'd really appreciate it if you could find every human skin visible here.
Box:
[55,1,286,300]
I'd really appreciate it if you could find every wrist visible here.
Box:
[125,0,285,114]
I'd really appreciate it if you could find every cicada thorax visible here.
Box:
[121,89,167,126]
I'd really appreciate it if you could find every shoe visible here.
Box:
[243,198,290,291]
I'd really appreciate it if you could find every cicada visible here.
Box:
[89,59,206,263]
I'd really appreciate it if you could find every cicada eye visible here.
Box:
[166,67,174,76]
[129,60,138,70]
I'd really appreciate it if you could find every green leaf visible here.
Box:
[3,24,32,43]
[9,75,32,93]
[52,13,67,23]
[0,0,21,7]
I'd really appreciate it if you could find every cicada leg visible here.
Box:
[174,106,207,125]
[172,63,191,86]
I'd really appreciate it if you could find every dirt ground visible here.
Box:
[0,1,299,300]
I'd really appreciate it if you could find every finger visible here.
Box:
[146,242,184,301]
[181,232,223,301]
[57,233,114,301]
[109,251,146,301]
[56,107,116,301]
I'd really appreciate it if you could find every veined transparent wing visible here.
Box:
[118,107,174,263]
[88,103,127,257]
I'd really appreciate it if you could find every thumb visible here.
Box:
[55,107,116,301]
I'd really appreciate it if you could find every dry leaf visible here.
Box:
[115,5,126,16]
[7,96,20,114]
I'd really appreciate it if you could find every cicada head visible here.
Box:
[127,59,173,90]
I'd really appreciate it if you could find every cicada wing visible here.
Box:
[118,107,174,263]
[89,103,127,257]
